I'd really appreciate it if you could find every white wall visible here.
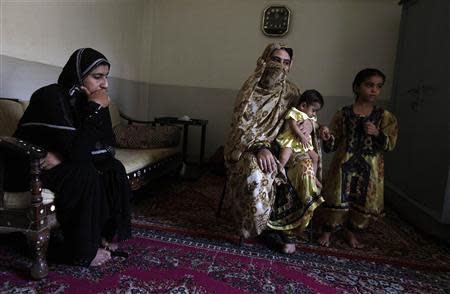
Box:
[0,0,154,117]
[1,0,153,82]
[147,0,401,157]
[149,0,401,99]
[2,0,402,97]
[0,0,401,158]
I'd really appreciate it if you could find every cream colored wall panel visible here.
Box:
[1,0,153,82]
[149,0,401,98]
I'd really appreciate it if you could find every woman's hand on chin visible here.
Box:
[81,86,110,107]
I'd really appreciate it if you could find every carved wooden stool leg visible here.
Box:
[27,228,50,280]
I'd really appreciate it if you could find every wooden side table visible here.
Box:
[154,117,208,164]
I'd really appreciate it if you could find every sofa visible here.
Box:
[0,97,182,279]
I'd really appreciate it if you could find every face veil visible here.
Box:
[224,43,300,163]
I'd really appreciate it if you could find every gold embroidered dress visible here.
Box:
[321,105,398,229]
[276,107,315,153]
[224,43,324,238]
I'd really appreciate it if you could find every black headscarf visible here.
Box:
[57,48,110,96]
[15,48,114,159]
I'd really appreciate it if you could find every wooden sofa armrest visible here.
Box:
[119,111,157,126]
[0,136,47,205]
[0,136,47,159]
[0,136,51,280]
[119,111,180,127]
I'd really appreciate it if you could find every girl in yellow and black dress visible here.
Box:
[317,68,398,248]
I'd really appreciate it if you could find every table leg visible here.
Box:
[200,124,206,164]
[182,125,189,162]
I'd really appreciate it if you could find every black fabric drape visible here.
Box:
[12,48,131,266]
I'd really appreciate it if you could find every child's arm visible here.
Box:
[323,110,343,153]
[319,125,331,140]
[371,111,398,152]
[288,118,310,146]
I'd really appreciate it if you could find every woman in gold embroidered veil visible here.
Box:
[224,43,324,253]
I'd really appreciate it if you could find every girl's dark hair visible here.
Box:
[352,68,386,95]
[299,89,324,108]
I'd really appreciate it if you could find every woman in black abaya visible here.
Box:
[14,48,131,267]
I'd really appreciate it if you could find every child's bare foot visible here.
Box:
[90,248,111,267]
[281,243,296,254]
[344,230,364,249]
[102,239,118,251]
[317,232,331,247]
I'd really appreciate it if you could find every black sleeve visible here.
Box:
[15,86,112,162]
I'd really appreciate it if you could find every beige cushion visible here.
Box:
[1,147,179,208]
[3,189,55,209]
[114,124,181,149]
[0,99,26,136]
[20,100,30,110]
[115,147,179,174]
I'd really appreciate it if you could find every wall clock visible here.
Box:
[262,5,291,37]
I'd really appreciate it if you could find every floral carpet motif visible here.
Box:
[133,173,450,272]
[1,226,448,293]
[0,173,448,293]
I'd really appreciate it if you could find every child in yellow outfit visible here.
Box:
[276,89,325,188]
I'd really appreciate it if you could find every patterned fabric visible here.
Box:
[3,223,448,293]
[114,124,181,149]
[267,158,324,231]
[134,173,450,272]
[224,43,300,162]
[321,105,398,229]
[223,43,323,238]
[276,107,315,153]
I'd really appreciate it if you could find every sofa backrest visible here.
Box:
[1,98,122,137]
[109,102,121,129]
[0,99,27,136]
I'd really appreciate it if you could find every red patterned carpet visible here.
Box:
[134,173,450,272]
[0,173,449,293]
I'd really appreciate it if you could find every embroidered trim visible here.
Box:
[91,149,108,155]
[81,58,109,78]
[75,48,85,85]
[21,122,76,131]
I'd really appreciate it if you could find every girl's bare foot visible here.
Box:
[281,243,296,254]
[90,248,111,267]
[344,230,364,249]
[317,232,331,247]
